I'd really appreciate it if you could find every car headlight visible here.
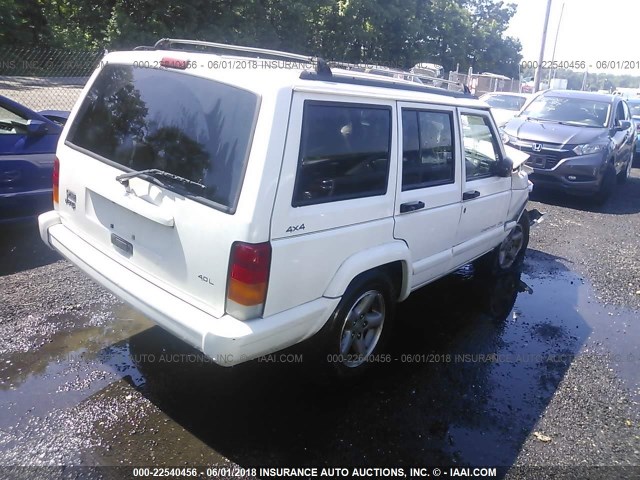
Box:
[501,131,512,144]
[572,143,607,156]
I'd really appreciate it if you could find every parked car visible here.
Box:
[39,38,538,376]
[479,92,531,127]
[411,62,444,79]
[502,90,635,203]
[626,98,640,163]
[1,95,68,224]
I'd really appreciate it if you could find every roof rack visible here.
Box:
[151,38,314,64]
[299,70,473,99]
[134,38,333,76]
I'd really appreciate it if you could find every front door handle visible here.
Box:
[400,201,425,213]
[463,190,481,201]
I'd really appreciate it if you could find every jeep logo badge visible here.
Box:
[532,143,543,152]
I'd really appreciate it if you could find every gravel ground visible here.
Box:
[507,168,640,472]
[0,168,639,478]
[527,171,640,310]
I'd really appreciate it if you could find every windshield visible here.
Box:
[67,64,259,212]
[520,95,610,127]
[483,94,527,111]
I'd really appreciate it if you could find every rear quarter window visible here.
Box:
[292,101,391,206]
[67,64,259,213]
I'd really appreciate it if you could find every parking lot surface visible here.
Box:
[1,169,639,478]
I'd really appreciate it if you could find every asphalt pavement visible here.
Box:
[0,169,639,479]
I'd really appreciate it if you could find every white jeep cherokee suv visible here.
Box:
[39,39,535,375]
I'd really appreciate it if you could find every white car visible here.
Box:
[38,39,535,375]
[480,92,531,127]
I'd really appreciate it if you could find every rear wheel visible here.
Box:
[323,273,395,377]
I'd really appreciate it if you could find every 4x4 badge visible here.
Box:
[532,143,543,152]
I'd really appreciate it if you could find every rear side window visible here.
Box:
[293,101,391,206]
[67,64,259,213]
[401,109,455,190]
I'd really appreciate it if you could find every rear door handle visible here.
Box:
[463,190,481,201]
[400,201,425,213]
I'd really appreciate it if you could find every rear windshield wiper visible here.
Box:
[116,169,207,193]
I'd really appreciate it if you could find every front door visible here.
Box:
[453,109,511,265]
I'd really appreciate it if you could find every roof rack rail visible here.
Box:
[152,38,314,63]
[299,71,474,99]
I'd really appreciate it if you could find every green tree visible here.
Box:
[43,0,116,49]
[0,0,51,46]
[2,0,528,79]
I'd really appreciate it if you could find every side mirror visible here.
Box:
[616,120,632,131]
[494,156,514,177]
[26,120,48,136]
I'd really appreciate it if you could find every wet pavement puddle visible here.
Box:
[0,249,638,468]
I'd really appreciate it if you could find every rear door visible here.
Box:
[393,102,462,289]
[56,63,260,318]
[453,109,511,265]
[268,94,397,315]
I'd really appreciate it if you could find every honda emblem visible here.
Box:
[532,143,543,152]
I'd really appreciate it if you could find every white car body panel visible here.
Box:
[38,46,532,367]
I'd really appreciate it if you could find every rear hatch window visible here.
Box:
[67,64,259,213]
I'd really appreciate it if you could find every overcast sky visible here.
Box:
[505,0,639,76]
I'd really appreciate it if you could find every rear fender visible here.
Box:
[323,241,412,301]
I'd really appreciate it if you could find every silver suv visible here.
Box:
[502,90,635,203]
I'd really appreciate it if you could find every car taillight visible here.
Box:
[226,242,271,320]
[52,156,59,205]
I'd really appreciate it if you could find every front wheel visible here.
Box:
[594,164,616,204]
[323,273,395,377]
[497,210,530,271]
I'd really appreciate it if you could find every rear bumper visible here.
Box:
[38,211,339,366]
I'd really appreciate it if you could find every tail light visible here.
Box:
[52,156,60,205]
[226,242,271,321]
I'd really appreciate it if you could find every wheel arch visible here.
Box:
[323,241,412,302]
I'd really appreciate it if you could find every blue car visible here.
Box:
[0,95,68,224]
[627,98,640,159]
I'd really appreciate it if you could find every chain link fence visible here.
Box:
[1,46,525,113]
[0,47,104,111]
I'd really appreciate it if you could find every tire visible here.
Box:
[617,152,633,184]
[594,164,616,204]
[474,270,520,322]
[322,272,395,377]
[493,210,529,274]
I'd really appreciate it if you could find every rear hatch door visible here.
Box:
[57,61,260,318]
